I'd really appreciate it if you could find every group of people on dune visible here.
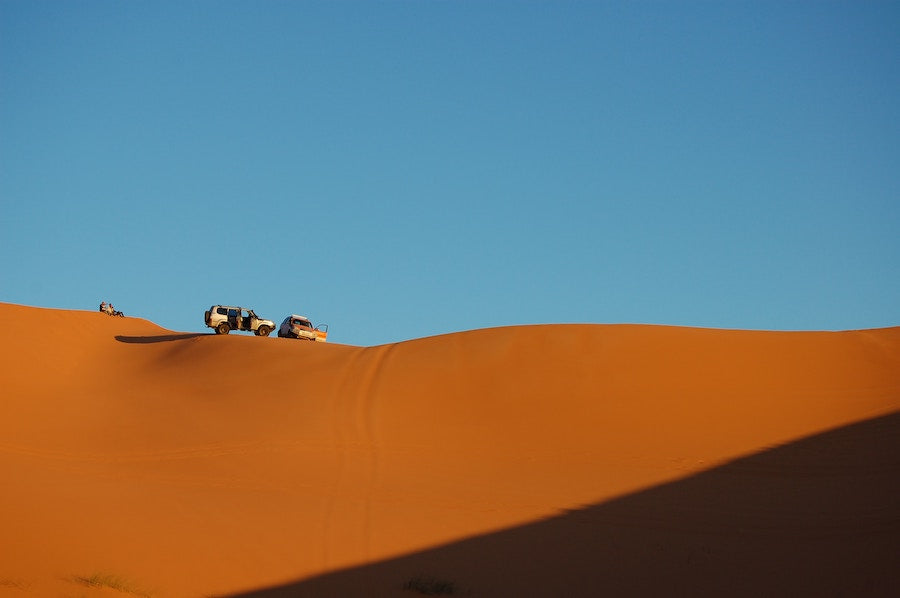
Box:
[99,301,124,317]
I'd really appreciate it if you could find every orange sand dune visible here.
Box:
[1,303,898,597]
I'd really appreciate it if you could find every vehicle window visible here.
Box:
[227,309,238,317]
[217,307,228,315]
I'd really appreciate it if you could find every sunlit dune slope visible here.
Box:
[1,303,898,597]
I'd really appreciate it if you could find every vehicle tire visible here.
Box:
[257,325,272,337]
[216,322,230,335]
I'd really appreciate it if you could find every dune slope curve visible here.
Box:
[1,303,898,597]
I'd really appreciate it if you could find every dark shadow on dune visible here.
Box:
[228,411,900,598]
[115,333,208,343]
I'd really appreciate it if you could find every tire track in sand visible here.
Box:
[321,343,394,569]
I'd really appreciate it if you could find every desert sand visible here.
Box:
[1,302,898,597]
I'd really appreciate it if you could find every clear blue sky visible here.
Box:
[2,1,898,346]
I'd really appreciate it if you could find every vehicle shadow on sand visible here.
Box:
[115,333,209,344]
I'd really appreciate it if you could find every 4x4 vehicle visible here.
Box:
[204,305,275,336]
[278,314,328,342]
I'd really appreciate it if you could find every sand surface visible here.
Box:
[1,303,898,597]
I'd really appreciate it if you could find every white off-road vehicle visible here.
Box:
[204,305,275,336]
[278,314,328,342]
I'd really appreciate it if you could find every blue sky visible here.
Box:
[2,1,898,346]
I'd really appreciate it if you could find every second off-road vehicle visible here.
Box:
[278,314,328,342]
[204,305,275,336]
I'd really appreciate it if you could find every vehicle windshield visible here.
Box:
[293,319,312,328]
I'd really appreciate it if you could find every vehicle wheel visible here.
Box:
[257,325,271,337]
[216,323,230,335]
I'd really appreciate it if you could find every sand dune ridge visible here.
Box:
[1,303,897,596]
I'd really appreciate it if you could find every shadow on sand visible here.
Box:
[228,411,900,597]
[115,333,208,344]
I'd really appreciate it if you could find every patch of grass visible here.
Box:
[403,575,457,595]
[73,573,150,597]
